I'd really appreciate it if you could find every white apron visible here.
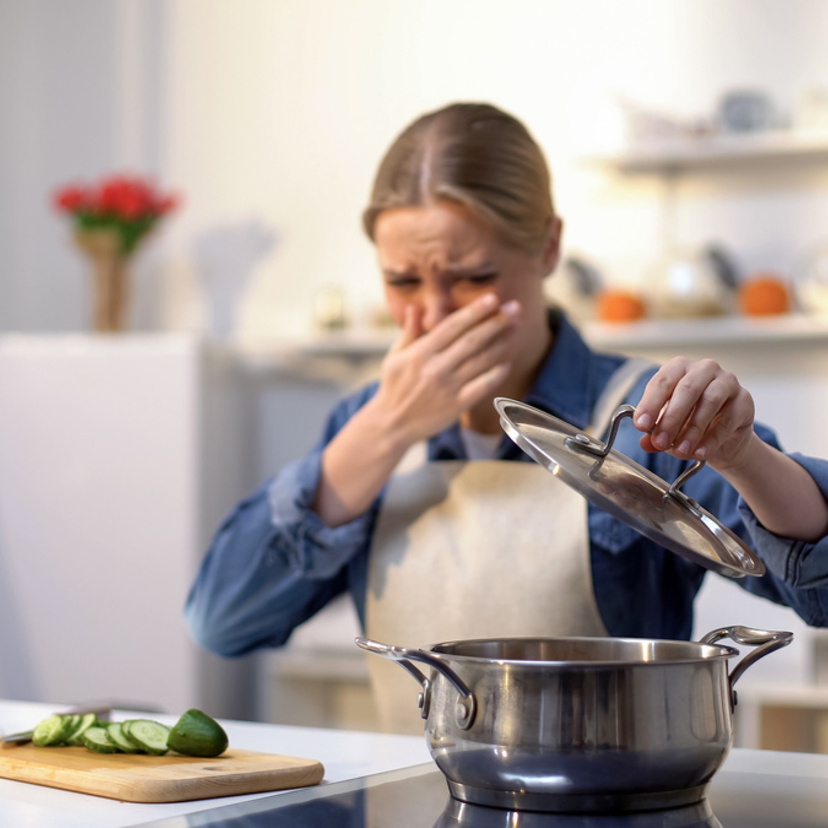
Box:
[365,358,652,733]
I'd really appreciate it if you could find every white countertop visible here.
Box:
[6,699,828,827]
[0,700,430,828]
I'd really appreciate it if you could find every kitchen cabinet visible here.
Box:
[260,624,378,732]
[735,680,828,754]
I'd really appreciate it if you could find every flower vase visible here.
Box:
[74,229,132,333]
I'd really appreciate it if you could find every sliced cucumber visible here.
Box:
[62,715,81,738]
[32,714,72,747]
[82,725,118,754]
[28,708,230,758]
[123,719,170,755]
[66,713,99,746]
[105,722,140,753]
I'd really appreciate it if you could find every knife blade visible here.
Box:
[1,704,112,746]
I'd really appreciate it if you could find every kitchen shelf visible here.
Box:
[584,128,828,174]
[583,312,828,351]
[235,330,394,377]
[234,313,828,369]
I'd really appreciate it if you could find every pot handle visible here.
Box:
[355,637,477,729]
[700,626,793,687]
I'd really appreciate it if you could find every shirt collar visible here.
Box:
[525,308,617,431]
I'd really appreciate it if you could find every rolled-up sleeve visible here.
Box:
[267,450,376,579]
[734,452,828,626]
[185,386,379,657]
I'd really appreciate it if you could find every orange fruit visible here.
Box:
[738,275,791,316]
[596,290,646,323]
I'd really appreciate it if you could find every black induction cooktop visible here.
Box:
[134,759,828,828]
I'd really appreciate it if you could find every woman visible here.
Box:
[186,102,828,732]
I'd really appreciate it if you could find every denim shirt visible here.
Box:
[185,310,828,657]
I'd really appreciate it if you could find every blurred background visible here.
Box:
[3,0,828,751]
[5,0,828,335]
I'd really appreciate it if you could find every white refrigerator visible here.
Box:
[0,333,259,719]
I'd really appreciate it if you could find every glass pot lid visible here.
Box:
[495,398,764,579]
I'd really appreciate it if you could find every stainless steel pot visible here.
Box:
[356,626,791,813]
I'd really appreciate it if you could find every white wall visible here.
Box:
[4,0,828,337]
[0,1,169,332]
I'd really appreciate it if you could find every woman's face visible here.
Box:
[374,201,560,335]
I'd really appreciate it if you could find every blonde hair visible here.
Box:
[363,102,555,254]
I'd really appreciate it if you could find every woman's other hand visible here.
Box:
[633,356,828,539]
[633,357,755,472]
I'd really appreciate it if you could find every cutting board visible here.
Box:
[0,743,324,802]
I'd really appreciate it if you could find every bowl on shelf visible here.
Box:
[646,246,734,319]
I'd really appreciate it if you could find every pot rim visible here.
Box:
[427,635,740,668]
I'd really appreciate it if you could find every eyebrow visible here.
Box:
[382,262,496,278]
[444,262,496,275]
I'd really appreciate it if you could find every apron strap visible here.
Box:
[587,357,656,439]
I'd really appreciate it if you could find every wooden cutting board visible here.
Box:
[0,743,324,802]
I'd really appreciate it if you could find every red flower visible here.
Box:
[54,185,91,213]
[97,176,153,219]
[52,172,181,254]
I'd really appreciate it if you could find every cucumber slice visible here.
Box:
[105,722,140,753]
[62,715,81,738]
[32,714,72,747]
[123,719,170,755]
[82,725,118,754]
[167,709,229,757]
[66,713,99,746]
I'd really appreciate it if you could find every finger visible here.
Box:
[389,304,422,352]
[668,378,740,456]
[456,361,512,411]
[633,357,697,433]
[431,300,520,376]
[424,292,501,353]
[447,326,515,389]
[650,362,735,452]
[675,386,754,460]
[635,358,718,442]
[638,431,659,454]
[639,410,701,455]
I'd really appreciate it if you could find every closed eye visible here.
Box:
[456,272,498,286]
[385,276,420,290]
[383,272,421,289]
